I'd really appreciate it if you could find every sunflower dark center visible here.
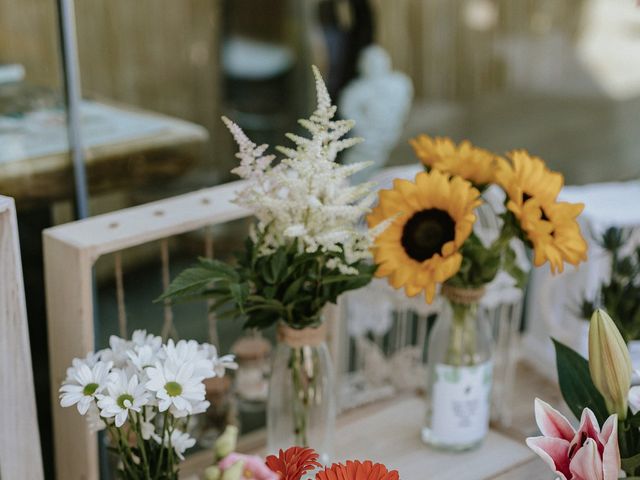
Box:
[401,209,456,262]
[523,192,551,223]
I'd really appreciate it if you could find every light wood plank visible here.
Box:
[44,229,98,480]
[492,458,553,479]
[44,180,249,259]
[0,196,44,479]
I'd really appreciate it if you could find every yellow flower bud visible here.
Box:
[221,460,244,480]
[588,309,632,419]
[204,466,222,480]
[215,425,239,460]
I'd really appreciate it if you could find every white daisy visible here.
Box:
[99,336,132,368]
[65,351,102,379]
[139,408,160,442]
[131,330,163,352]
[97,370,149,427]
[127,345,158,373]
[145,360,206,416]
[86,404,107,432]
[60,360,112,415]
[161,429,196,460]
[200,344,238,377]
[164,339,215,378]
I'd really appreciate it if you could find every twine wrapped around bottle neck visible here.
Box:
[277,322,327,348]
[441,284,486,305]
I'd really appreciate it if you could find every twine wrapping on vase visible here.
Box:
[277,322,327,348]
[441,284,486,305]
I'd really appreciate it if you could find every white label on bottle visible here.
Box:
[431,361,493,445]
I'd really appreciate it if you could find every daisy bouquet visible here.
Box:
[203,425,399,480]
[59,330,237,479]
[527,309,640,479]
[161,67,386,453]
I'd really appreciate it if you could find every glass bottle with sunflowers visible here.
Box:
[367,136,589,451]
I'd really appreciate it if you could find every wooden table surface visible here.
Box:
[181,361,559,480]
[0,102,208,208]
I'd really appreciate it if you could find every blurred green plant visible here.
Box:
[580,227,640,342]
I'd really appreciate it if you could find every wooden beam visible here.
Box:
[0,196,44,479]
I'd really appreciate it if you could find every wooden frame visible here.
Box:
[44,181,252,479]
[44,179,346,479]
[0,196,44,479]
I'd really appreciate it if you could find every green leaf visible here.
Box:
[283,277,305,304]
[553,338,609,423]
[156,266,219,302]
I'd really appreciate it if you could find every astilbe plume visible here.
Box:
[265,447,322,480]
[222,66,383,274]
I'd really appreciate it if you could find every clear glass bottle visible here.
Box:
[267,324,335,465]
[422,295,493,451]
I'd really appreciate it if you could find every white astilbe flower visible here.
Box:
[145,360,206,417]
[97,370,149,427]
[60,360,112,415]
[223,66,383,273]
[159,429,196,461]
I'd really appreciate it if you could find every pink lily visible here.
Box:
[526,398,620,480]
[218,452,279,480]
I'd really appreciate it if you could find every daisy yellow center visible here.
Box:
[117,393,134,409]
[165,381,183,397]
[401,209,455,261]
[83,383,99,396]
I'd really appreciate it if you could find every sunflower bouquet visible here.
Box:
[368,135,588,450]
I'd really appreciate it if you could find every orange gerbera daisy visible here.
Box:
[265,447,321,480]
[315,460,400,480]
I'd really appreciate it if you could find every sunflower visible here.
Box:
[265,447,321,480]
[315,461,399,480]
[368,169,482,303]
[410,134,497,186]
[529,201,588,273]
[496,150,587,272]
[495,150,563,233]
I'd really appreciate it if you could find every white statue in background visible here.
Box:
[339,45,413,182]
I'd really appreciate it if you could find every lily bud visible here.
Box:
[589,309,632,419]
[204,466,221,480]
[221,460,244,480]
[215,425,239,460]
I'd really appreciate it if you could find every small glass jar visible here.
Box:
[422,285,493,452]
[197,376,238,448]
[232,333,272,411]
[267,321,335,465]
